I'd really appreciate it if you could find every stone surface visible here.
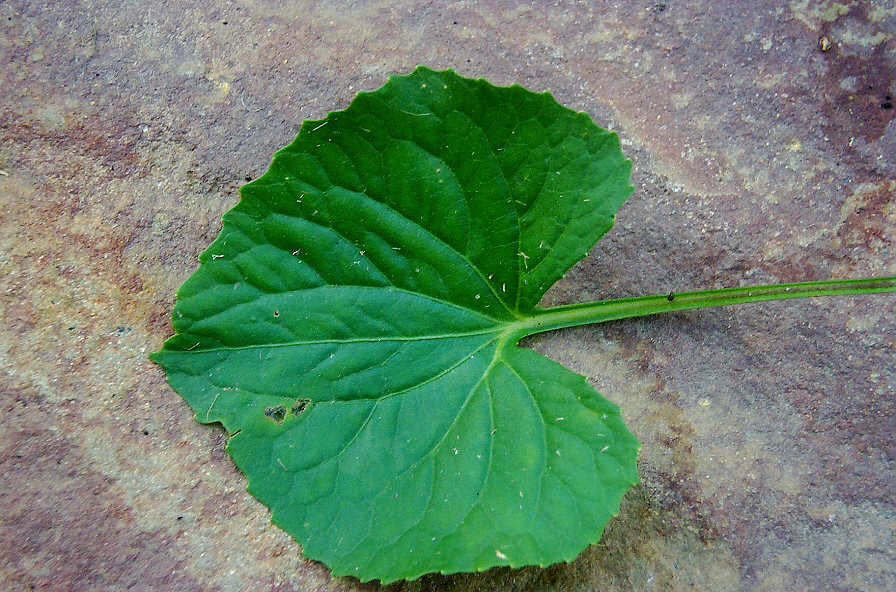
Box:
[1,1,894,591]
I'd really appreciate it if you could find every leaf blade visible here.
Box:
[153,67,638,583]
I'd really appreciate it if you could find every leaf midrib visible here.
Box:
[172,278,537,354]
[171,328,506,354]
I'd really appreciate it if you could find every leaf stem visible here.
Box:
[516,276,896,337]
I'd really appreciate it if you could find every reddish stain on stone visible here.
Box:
[0,387,208,592]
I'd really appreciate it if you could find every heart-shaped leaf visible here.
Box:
[153,67,639,583]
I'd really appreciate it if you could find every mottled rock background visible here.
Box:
[2,1,894,591]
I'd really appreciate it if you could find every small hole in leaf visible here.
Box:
[264,405,287,423]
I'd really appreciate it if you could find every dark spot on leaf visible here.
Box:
[264,405,286,423]
[291,397,312,416]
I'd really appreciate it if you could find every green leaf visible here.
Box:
[153,67,639,583]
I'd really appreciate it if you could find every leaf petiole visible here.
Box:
[517,276,896,337]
